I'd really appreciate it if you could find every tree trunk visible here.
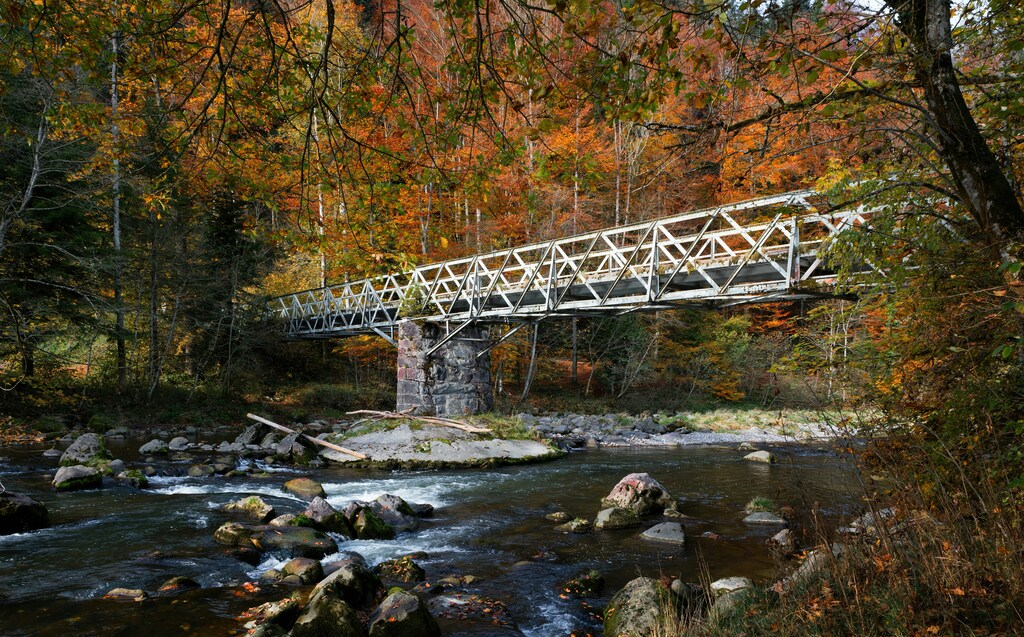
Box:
[886,0,1024,244]
[111,27,127,392]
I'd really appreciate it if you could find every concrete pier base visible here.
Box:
[396,321,493,417]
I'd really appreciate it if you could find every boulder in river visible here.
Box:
[283,477,325,499]
[743,511,787,525]
[290,586,365,637]
[311,560,384,609]
[167,436,190,451]
[368,591,441,637]
[303,496,353,535]
[280,557,324,585]
[158,576,200,595]
[0,492,49,534]
[240,597,301,633]
[224,496,276,523]
[594,506,642,530]
[60,433,110,466]
[743,450,776,464]
[52,465,102,491]
[545,511,571,523]
[368,494,419,533]
[213,522,338,559]
[187,464,216,478]
[768,528,796,554]
[603,577,678,637]
[354,507,396,540]
[601,473,676,516]
[235,424,264,446]
[640,522,686,545]
[104,587,149,601]
[374,556,426,583]
[554,517,592,533]
[116,470,149,489]
[138,439,169,455]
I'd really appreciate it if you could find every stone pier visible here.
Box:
[396,321,494,417]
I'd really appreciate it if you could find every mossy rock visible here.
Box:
[604,577,678,637]
[354,508,395,540]
[374,556,426,583]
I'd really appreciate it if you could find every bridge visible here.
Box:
[269,189,871,415]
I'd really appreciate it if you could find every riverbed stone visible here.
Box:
[283,477,325,499]
[311,561,384,609]
[368,494,419,533]
[168,436,190,451]
[743,450,776,464]
[290,587,366,637]
[224,495,276,523]
[709,576,754,598]
[354,507,396,540]
[545,511,571,523]
[0,492,49,534]
[158,576,200,594]
[595,506,642,530]
[640,522,687,545]
[281,557,324,584]
[368,590,441,637]
[241,597,302,632]
[116,470,149,489]
[52,465,102,491]
[743,511,788,525]
[603,577,677,637]
[554,517,592,533]
[235,424,263,446]
[213,522,337,559]
[60,433,110,466]
[188,464,215,477]
[257,526,338,559]
[269,514,297,527]
[768,528,796,554]
[303,496,352,535]
[214,522,255,545]
[601,473,677,516]
[374,556,426,583]
[104,587,148,601]
[139,439,169,455]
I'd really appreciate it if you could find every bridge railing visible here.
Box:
[269,189,871,342]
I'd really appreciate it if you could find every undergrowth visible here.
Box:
[659,430,1024,637]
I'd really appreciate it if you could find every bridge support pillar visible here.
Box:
[396,321,493,417]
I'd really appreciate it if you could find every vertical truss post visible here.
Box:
[787,216,800,287]
[648,228,659,301]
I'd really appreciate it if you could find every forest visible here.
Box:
[2,0,1024,633]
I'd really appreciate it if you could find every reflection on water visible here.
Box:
[0,440,860,636]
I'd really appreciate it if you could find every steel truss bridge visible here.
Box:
[269,189,871,357]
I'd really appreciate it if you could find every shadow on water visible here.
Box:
[0,441,860,636]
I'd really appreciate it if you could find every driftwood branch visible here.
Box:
[246,413,368,460]
[345,410,493,434]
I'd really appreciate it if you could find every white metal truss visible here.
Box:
[269,189,872,348]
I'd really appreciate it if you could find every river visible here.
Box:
[0,439,860,636]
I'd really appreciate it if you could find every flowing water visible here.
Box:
[0,438,861,636]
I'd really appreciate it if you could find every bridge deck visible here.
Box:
[270,189,870,351]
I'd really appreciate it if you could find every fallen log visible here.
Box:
[246,413,367,460]
[345,410,493,434]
